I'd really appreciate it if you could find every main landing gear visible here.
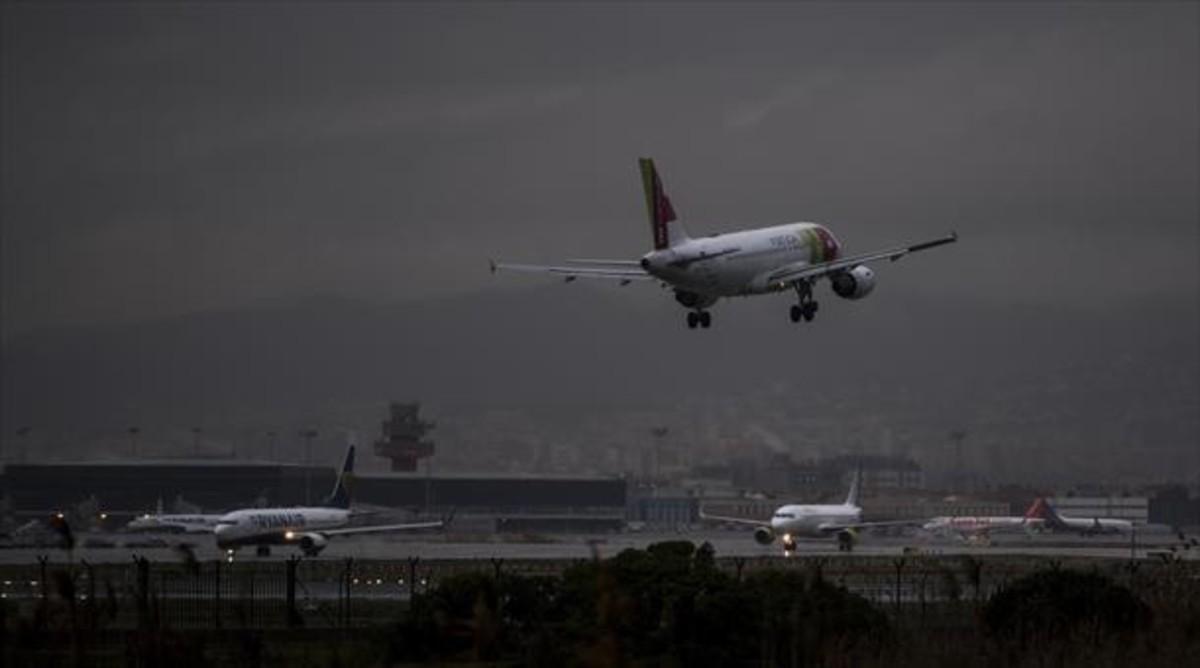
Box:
[686,310,712,329]
[789,282,818,323]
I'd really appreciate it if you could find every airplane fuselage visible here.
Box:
[125,514,223,534]
[213,507,350,548]
[770,503,861,538]
[923,516,1041,535]
[1051,515,1133,535]
[641,222,841,297]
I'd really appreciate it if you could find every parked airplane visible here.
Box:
[700,468,910,553]
[1027,497,1134,535]
[493,158,957,328]
[213,445,444,557]
[921,500,1045,543]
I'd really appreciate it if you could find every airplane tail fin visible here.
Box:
[639,158,689,250]
[1025,497,1060,524]
[844,463,863,507]
[323,444,356,509]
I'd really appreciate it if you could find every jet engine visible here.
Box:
[753,526,775,545]
[297,533,328,556]
[673,289,717,309]
[830,265,876,300]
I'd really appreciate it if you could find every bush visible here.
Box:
[983,568,1152,654]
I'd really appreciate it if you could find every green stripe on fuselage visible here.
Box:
[805,227,824,264]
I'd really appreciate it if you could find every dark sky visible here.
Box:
[3,2,1196,335]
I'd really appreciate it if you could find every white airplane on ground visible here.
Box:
[213,445,444,557]
[125,498,223,534]
[921,499,1046,543]
[700,468,912,553]
[126,512,223,534]
[493,158,957,329]
[1028,497,1134,535]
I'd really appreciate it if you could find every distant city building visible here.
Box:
[862,497,1010,521]
[1148,486,1200,527]
[626,485,699,527]
[1050,495,1149,524]
[703,453,926,499]
[820,454,925,492]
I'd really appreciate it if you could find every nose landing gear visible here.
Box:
[686,311,712,329]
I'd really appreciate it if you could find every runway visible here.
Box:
[0,528,1184,565]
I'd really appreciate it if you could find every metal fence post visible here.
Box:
[213,560,222,629]
[345,557,354,626]
[286,556,302,628]
[407,556,420,601]
[134,556,150,630]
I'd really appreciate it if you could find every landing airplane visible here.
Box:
[213,445,444,557]
[493,158,957,329]
[700,468,911,553]
[1028,497,1133,536]
[921,500,1046,543]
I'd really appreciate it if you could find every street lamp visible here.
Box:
[191,427,202,457]
[128,427,141,458]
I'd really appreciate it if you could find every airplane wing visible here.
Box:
[764,232,958,286]
[490,259,655,283]
[698,508,770,528]
[321,520,444,537]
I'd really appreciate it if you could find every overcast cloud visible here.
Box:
[3,3,1196,334]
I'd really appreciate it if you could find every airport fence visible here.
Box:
[3,551,1198,634]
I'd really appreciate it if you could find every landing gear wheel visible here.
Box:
[791,281,818,324]
[256,545,271,557]
[699,311,711,328]
[686,312,699,329]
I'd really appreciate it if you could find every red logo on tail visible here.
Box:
[652,173,676,249]
[1024,498,1051,520]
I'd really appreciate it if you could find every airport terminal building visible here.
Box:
[0,461,627,533]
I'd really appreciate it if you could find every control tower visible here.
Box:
[374,402,435,471]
